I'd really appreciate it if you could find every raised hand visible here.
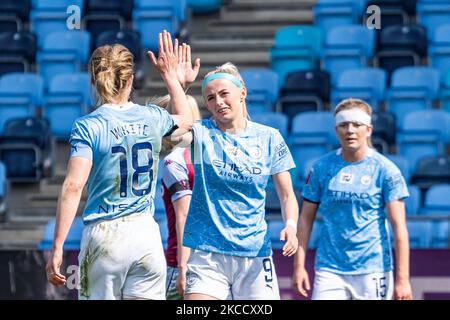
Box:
[176,43,200,89]
[148,30,179,79]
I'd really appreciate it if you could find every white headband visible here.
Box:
[335,109,371,126]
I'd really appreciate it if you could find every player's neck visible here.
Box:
[341,144,368,162]
[216,117,247,134]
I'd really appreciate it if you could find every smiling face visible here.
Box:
[203,78,246,126]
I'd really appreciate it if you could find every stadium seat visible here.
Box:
[37,30,91,87]
[133,0,187,51]
[267,219,284,250]
[30,0,85,48]
[0,117,54,181]
[412,155,450,189]
[429,23,450,81]
[0,31,36,76]
[187,0,222,13]
[374,24,427,81]
[371,112,396,149]
[290,111,337,180]
[322,25,375,85]
[270,25,323,86]
[0,161,7,222]
[442,71,450,113]
[387,66,440,128]
[0,73,43,133]
[417,0,450,37]
[84,14,125,47]
[313,0,361,30]
[278,70,330,120]
[241,68,279,114]
[86,0,134,20]
[43,73,92,139]
[407,220,432,248]
[430,221,449,248]
[404,184,421,216]
[365,0,413,27]
[397,110,450,172]
[96,30,142,62]
[38,217,84,250]
[251,112,288,138]
[421,184,450,215]
[331,67,387,112]
[0,0,31,23]
[386,154,411,183]
[420,184,450,244]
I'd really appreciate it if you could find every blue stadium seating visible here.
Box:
[374,24,426,81]
[37,30,91,87]
[417,0,450,37]
[0,31,36,76]
[0,0,31,23]
[290,112,337,181]
[386,154,411,183]
[0,117,54,181]
[0,73,43,133]
[278,70,330,119]
[405,184,421,216]
[38,217,84,250]
[0,161,7,221]
[30,0,85,48]
[322,25,375,84]
[407,220,433,248]
[313,0,361,30]
[442,71,450,113]
[397,110,450,172]
[421,184,450,215]
[187,0,222,13]
[412,155,450,189]
[133,0,187,51]
[371,112,396,149]
[366,0,414,27]
[267,220,284,249]
[241,68,279,114]
[86,0,133,20]
[332,67,387,111]
[429,23,450,81]
[96,30,142,62]
[430,221,449,248]
[420,184,450,247]
[43,72,92,139]
[387,66,440,128]
[270,25,323,86]
[251,112,288,138]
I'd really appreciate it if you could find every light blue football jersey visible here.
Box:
[69,102,175,224]
[302,148,409,274]
[183,119,295,257]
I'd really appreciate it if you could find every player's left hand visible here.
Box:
[280,226,298,257]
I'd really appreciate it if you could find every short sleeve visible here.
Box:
[270,130,295,175]
[149,104,176,137]
[302,165,321,203]
[382,165,409,203]
[69,119,93,160]
[161,159,192,202]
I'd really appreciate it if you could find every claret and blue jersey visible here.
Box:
[69,102,175,224]
[184,118,295,258]
[302,148,409,274]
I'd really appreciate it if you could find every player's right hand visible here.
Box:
[45,248,67,286]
